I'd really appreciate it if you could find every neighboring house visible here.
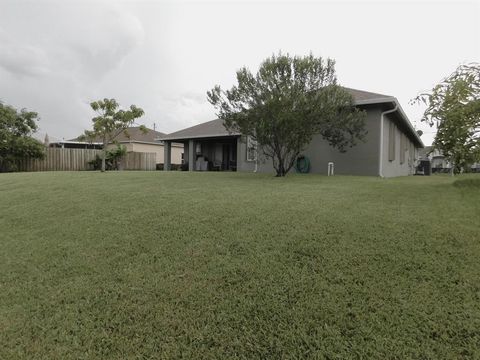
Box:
[53,127,184,165]
[103,127,183,165]
[159,88,424,177]
[419,146,480,172]
[160,88,424,177]
[418,146,451,169]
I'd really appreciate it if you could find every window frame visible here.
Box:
[246,136,257,162]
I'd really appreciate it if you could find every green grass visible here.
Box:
[0,172,479,359]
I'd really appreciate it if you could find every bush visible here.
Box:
[88,145,126,171]
[156,163,183,171]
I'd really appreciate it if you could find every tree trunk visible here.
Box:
[275,161,286,177]
[273,150,290,177]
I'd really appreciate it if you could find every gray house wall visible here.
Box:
[301,108,381,176]
[236,136,277,173]
[235,107,420,177]
[236,107,382,176]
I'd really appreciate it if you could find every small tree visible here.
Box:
[108,144,127,170]
[207,53,367,176]
[81,99,145,172]
[0,102,44,172]
[413,63,480,174]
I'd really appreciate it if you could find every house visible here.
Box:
[103,127,183,165]
[159,88,424,177]
[53,127,184,165]
[48,139,103,150]
[418,146,450,170]
[419,146,480,173]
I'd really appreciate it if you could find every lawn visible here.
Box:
[0,171,479,359]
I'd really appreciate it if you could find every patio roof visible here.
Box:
[160,119,240,141]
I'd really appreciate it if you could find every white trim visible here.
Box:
[159,133,240,141]
[118,140,183,147]
[354,97,396,106]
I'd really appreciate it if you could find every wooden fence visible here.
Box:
[16,148,157,172]
[123,152,156,171]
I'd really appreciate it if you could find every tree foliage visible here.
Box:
[88,145,127,171]
[413,63,480,173]
[0,102,44,172]
[80,99,145,172]
[207,53,367,176]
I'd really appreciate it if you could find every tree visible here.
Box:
[88,145,127,171]
[81,99,145,172]
[413,63,480,173]
[207,53,367,176]
[107,144,127,170]
[0,102,44,172]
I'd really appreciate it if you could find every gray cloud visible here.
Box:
[0,29,50,77]
[54,5,145,80]
[0,1,479,145]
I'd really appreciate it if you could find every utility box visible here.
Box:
[417,160,432,176]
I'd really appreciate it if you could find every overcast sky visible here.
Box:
[1,0,479,145]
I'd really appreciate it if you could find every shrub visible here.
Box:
[88,145,126,171]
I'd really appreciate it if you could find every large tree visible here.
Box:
[413,63,480,173]
[81,99,145,172]
[0,102,44,172]
[207,53,367,176]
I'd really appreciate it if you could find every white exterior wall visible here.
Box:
[107,142,183,164]
[381,114,417,177]
[131,143,183,164]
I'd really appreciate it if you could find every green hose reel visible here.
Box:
[295,155,310,173]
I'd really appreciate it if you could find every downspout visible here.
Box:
[379,102,398,177]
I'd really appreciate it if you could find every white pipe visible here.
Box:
[379,103,398,177]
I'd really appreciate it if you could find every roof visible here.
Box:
[159,119,240,141]
[159,88,423,147]
[71,127,166,144]
[343,87,394,103]
[112,127,166,143]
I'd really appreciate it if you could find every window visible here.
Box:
[388,122,396,161]
[409,142,415,165]
[400,134,405,164]
[246,136,257,162]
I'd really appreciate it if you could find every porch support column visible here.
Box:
[163,140,171,171]
[188,139,195,171]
